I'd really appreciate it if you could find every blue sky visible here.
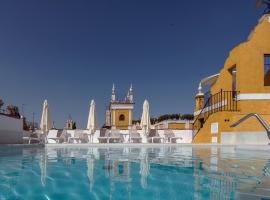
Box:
[0,0,264,128]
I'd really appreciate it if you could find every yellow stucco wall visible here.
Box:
[168,122,193,130]
[210,16,270,94]
[112,109,132,129]
[193,15,270,143]
[168,123,186,130]
[193,112,233,143]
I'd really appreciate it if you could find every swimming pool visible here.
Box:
[0,145,269,200]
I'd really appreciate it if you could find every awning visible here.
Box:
[200,73,220,87]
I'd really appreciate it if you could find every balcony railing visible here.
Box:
[193,90,239,139]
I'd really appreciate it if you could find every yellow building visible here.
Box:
[193,15,270,144]
[105,84,134,130]
[154,120,193,130]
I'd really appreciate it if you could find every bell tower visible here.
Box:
[108,84,134,130]
[194,83,205,131]
[195,83,204,111]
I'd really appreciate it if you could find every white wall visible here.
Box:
[221,132,270,145]
[0,115,23,144]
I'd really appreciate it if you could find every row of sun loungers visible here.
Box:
[147,129,183,143]
[98,128,122,143]
[97,127,144,143]
[25,128,183,144]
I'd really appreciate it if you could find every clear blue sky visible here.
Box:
[0,0,264,128]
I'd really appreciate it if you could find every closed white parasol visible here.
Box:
[87,100,98,134]
[140,100,151,134]
[40,99,52,134]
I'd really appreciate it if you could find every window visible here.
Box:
[211,122,218,134]
[231,67,236,92]
[119,114,125,121]
[264,54,270,86]
[229,65,237,98]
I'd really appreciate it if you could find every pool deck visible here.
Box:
[1,143,270,151]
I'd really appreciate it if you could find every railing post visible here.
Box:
[220,89,223,111]
[230,91,233,111]
[220,90,221,112]
[225,91,227,111]
[228,90,230,111]
[236,91,239,111]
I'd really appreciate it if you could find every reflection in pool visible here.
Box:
[0,146,269,199]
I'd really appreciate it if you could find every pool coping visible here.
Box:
[0,144,44,148]
[1,143,269,151]
[44,143,270,151]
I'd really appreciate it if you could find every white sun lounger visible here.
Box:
[147,129,163,143]
[47,130,60,144]
[98,129,110,143]
[67,130,81,143]
[23,136,41,144]
[129,127,142,143]
[108,128,123,143]
[23,131,41,144]
[164,129,183,143]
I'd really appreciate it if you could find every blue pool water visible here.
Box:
[0,146,269,200]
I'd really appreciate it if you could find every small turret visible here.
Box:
[197,83,203,96]
[195,83,204,111]
[111,83,116,102]
[127,84,133,103]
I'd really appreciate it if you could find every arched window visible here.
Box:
[119,114,125,121]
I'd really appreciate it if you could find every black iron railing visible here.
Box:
[193,90,239,139]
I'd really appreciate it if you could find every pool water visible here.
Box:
[0,146,269,200]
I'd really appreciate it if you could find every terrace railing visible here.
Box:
[193,90,239,139]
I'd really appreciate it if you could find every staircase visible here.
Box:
[193,90,239,139]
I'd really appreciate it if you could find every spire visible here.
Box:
[111,84,116,102]
[198,83,202,93]
[128,84,133,103]
[112,83,115,94]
